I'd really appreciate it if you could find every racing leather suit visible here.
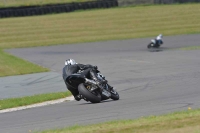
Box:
[155,35,163,46]
[62,64,100,98]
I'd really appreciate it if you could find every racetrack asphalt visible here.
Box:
[1,34,200,133]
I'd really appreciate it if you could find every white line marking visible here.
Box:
[0,96,74,114]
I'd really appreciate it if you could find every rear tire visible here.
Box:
[147,43,153,49]
[78,83,101,103]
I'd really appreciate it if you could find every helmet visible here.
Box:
[65,59,77,65]
[156,34,163,40]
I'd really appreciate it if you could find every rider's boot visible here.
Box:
[74,94,82,101]
[66,83,82,101]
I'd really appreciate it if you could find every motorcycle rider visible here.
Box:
[62,59,113,101]
[155,34,163,47]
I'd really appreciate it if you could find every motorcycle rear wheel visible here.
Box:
[147,43,154,49]
[78,83,101,103]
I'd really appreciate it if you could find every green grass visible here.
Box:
[0,4,200,49]
[179,46,200,50]
[0,0,93,8]
[0,49,49,77]
[38,108,200,133]
[0,91,71,110]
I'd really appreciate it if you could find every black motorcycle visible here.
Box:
[65,71,119,103]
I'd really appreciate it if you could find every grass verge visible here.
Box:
[0,0,93,8]
[179,46,200,50]
[0,91,71,110]
[38,108,200,133]
[0,49,49,77]
[1,3,200,49]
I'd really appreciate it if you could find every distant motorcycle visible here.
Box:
[65,70,119,103]
[147,34,163,49]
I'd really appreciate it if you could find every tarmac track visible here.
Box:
[1,34,200,133]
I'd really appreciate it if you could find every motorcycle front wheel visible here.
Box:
[110,90,119,100]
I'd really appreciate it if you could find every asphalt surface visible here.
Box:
[0,72,66,99]
[1,34,200,133]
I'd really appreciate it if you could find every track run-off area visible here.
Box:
[1,34,200,133]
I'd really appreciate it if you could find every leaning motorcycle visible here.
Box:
[65,71,119,103]
[147,39,162,49]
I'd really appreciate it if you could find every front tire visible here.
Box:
[78,83,101,103]
[110,91,119,100]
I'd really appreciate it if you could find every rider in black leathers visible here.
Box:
[62,59,113,101]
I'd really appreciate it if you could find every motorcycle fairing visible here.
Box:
[151,39,156,44]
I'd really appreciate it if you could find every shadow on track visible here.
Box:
[78,99,118,105]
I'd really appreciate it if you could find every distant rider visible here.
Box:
[62,59,113,101]
[155,34,163,46]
